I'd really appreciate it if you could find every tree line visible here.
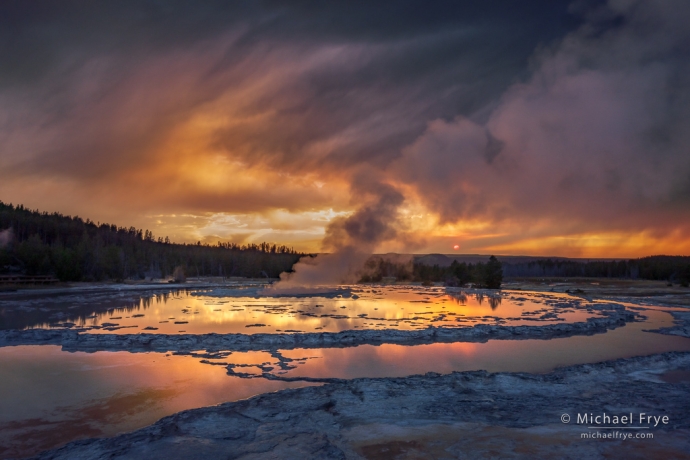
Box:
[358,255,504,289]
[414,256,503,288]
[501,256,690,286]
[0,201,303,281]
[358,253,690,288]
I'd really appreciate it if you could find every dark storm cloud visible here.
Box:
[396,0,690,234]
[0,0,580,188]
[207,0,585,170]
[0,0,571,91]
[0,1,251,87]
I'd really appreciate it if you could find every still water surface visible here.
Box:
[0,346,309,459]
[1,287,689,458]
[15,287,604,334]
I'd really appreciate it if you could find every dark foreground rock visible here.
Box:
[34,352,690,459]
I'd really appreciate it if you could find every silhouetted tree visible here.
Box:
[482,255,503,289]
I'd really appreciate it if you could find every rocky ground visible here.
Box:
[34,352,690,460]
[504,278,690,340]
[505,278,690,306]
[648,310,690,339]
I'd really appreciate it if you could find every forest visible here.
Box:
[365,254,690,288]
[359,255,504,289]
[0,201,302,281]
[501,256,690,285]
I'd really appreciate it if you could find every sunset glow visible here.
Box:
[1,1,688,257]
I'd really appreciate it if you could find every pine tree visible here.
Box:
[483,255,503,289]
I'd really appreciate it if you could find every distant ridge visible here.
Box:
[409,254,622,268]
[407,253,690,282]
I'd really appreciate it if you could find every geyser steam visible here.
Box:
[267,174,404,292]
[0,228,12,248]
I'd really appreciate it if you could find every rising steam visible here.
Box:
[266,174,405,293]
[0,228,12,248]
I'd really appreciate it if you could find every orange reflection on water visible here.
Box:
[39,286,604,335]
[0,346,311,459]
[278,310,690,379]
[281,342,481,379]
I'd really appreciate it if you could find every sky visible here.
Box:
[1,0,689,257]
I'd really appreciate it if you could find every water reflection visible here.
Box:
[221,310,690,380]
[448,292,467,304]
[1,309,689,457]
[452,292,502,311]
[5,287,605,335]
[0,346,311,459]
[0,289,192,331]
[450,292,503,311]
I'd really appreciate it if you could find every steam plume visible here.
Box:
[0,228,12,248]
[267,174,404,292]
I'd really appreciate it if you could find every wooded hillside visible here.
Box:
[0,201,303,281]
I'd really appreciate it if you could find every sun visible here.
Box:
[453,244,460,250]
